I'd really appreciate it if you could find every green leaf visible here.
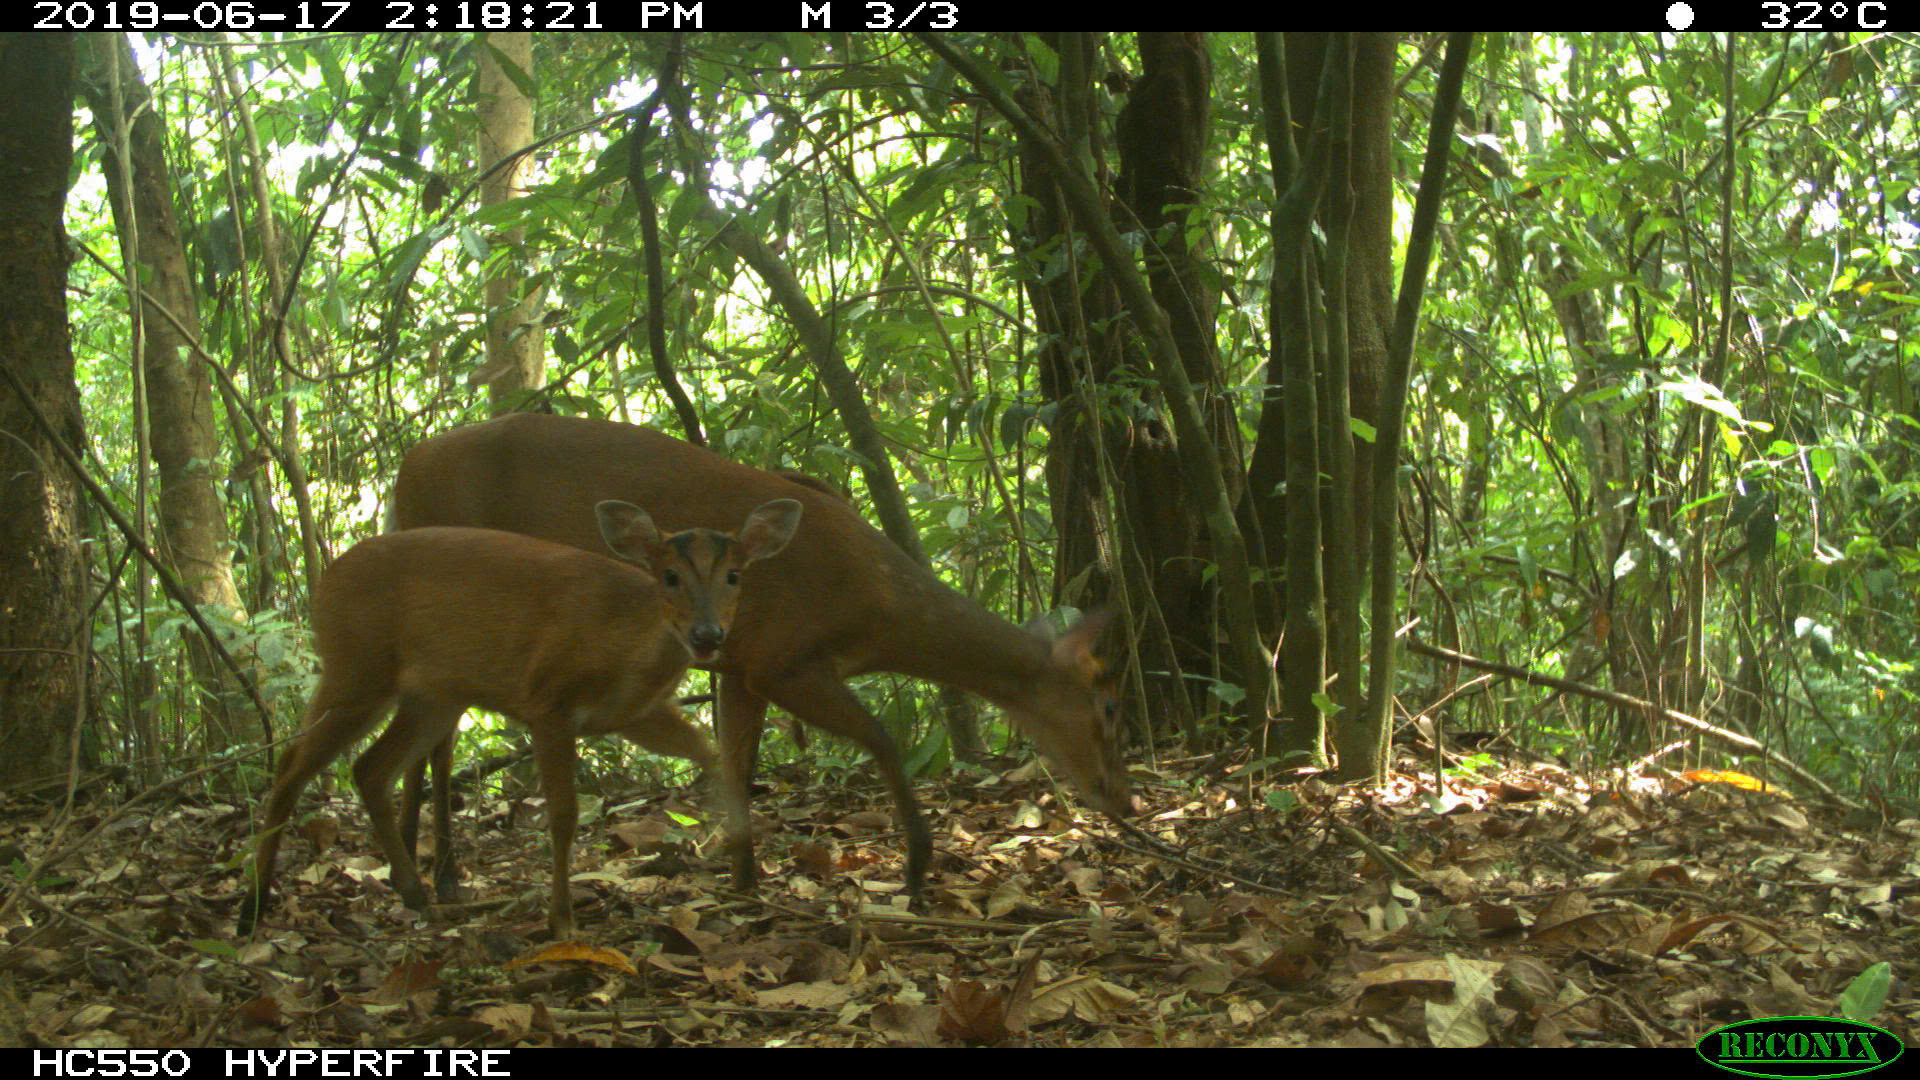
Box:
[384,226,444,295]
[667,184,701,236]
[890,160,953,227]
[1839,963,1892,1023]
[1655,376,1745,425]
[1517,546,1539,589]
[1794,616,1836,665]
[316,45,345,103]
[470,193,556,229]
[944,394,968,448]
[1612,548,1639,581]
[583,131,633,193]
[1023,35,1060,83]
[998,401,1035,450]
[457,226,488,263]
[904,719,950,777]
[483,42,538,98]
[1206,680,1246,705]
[189,939,240,960]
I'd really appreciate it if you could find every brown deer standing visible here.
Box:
[391,413,1129,899]
[398,470,851,901]
[239,497,801,939]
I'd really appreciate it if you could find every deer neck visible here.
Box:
[873,576,1054,708]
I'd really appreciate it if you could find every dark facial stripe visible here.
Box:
[666,530,736,576]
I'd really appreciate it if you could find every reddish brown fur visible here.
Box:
[241,499,798,939]
[390,414,1130,897]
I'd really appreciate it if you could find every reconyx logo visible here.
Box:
[1697,1016,1904,1078]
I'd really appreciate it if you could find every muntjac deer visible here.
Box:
[397,465,850,896]
[239,497,802,939]
[391,413,1130,900]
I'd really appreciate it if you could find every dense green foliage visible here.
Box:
[58,33,1920,805]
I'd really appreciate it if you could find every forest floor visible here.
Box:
[3,740,1916,1048]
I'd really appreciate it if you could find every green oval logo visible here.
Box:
[1697,1016,1904,1078]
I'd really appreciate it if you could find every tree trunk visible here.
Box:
[82,34,252,762]
[474,33,548,412]
[1010,33,1240,735]
[1248,32,1396,589]
[1349,33,1472,781]
[0,33,89,789]
[1241,33,1400,767]
[1255,32,1329,765]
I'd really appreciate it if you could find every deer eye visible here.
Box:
[726,569,741,586]
[662,569,680,588]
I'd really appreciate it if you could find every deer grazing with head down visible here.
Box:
[390,413,1130,900]
[239,497,801,939]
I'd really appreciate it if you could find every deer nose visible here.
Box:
[688,624,726,654]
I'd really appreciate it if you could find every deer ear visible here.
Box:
[736,499,802,563]
[1024,608,1114,675]
[1052,607,1115,664]
[596,500,664,565]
